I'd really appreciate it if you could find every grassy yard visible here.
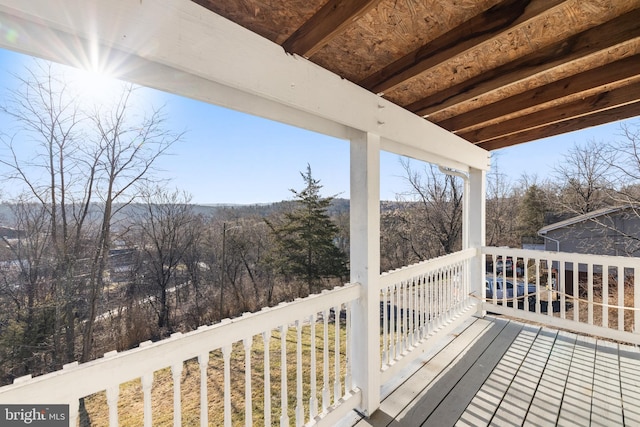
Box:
[81,321,347,426]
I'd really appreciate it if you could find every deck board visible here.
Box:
[348,316,640,427]
[490,326,552,426]
[417,321,523,427]
[355,317,506,427]
[556,335,597,426]
[620,344,640,426]
[591,340,624,426]
[522,330,576,426]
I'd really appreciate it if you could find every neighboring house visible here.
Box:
[538,206,640,256]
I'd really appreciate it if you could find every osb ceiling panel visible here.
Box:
[311,0,502,82]
[191,0,640,150]
[191,0,324,44]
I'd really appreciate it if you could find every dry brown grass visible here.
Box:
[563,275,636,333]
[80,321,347,426]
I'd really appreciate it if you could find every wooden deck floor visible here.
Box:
[352,316,640,427]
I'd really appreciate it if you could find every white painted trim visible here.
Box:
[482,246,640,268]
[313,389,362,427]
[469,169,487,316]
[350,131,381,416]
[380,248,477,289]
[0,0,490,171]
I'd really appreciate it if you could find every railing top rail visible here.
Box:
[482,246,640,267]
[380,248,477,289]
[0,283,361,404]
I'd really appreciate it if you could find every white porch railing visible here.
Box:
[4,247,638,425]
[378,248,478,383]
[0,250,480,426]
[0,285,361,427]
[482,247,640,345]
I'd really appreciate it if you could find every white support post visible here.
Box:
[469,167,486,317]
[350,130,381,416]
[462,173,471,250]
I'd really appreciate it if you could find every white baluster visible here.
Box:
[295,320,304,427]
[106,386,118,427]
[322,309,329,412]
[401,281,407,352]
[532,258,538,313]
[172,363,183,427]
[262,331,272,426]
[634,268,640,334]
[309,314,318,419]
[419,276,425,340]
[69,398,79,427]
[573,263,579,322]
[588,263,594,325]
[617,265,624,331]
[222,345,232,427]
[382,287,388,366]
[560,260,566,319]
[345,302,352,391]
[244,337,253,427]
[603,265,609,327]
[547,258,554,318]
[198,353,209,427]
[427,273,432,326]
[280,325,289,427]
[446,267,452,320]
[408,278,414,346]
[334,305,342,403]
[142,373,153,427]
[389,284,395,361]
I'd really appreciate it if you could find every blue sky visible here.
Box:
[0,47,637,204]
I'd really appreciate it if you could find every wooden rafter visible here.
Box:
[478,101,640,150]
[406,8,640,117]
[460,80,640,143]
[282,0,382,57]
[358,0,566,95]
[436,54,640,133]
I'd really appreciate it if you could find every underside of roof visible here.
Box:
[194,0,640,150]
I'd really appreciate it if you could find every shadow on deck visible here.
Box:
[349,315,640,426]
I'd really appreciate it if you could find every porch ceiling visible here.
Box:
[193,0,640,150]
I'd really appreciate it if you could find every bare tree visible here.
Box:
[0,200,54,381]
[552,140,614,215]
[397,159,463,258]
[0,60,181,366]
[134,187,197,334]
[610,122,640,205]
[80,84,180,362]
[579,121,640,255]
[486,157,519,247]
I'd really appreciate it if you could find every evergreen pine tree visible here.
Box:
[266,165,348,293]
[517,184,547,239]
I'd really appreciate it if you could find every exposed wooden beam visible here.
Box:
[359,0,565,94]
[461,80,640,143]
[282,0,382,57]
[0,0,490,172]
[477,101,640,150]
[407,8,640,117]
[436,53,640,132]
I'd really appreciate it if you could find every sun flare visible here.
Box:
[67,65,125,106]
